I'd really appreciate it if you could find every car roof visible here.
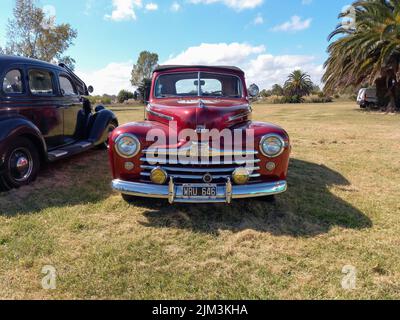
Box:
[154,65,245,75]
[0,55,64,71]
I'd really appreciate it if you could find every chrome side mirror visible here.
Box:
[248,84,260,98]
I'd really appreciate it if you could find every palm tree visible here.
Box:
[323,0,400,112]
[271,84,284,96]
[284,70,314,97]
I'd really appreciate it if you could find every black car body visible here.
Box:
[0,55,118,190]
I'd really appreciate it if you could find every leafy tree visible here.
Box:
[260,89,272,98]
[58,56,76,71]
[271,84,284,96]
[101,95,112,105]
[137,79,152,103]
[284,70,314,97]
[323,0,400,112]
[5,0,77,67]
[311,84,322,95]
[130,51,159,87]
[117,90,134,103]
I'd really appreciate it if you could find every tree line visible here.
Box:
[258,70,329,104]
[3,0,400,111]
[0,0,77,69]
[324,0,400,112]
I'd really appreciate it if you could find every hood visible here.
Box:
[147,98,251,131]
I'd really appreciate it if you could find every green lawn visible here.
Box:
[0,101,399,299]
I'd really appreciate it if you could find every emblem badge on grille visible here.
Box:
[190,142,210,157]
[203,173,213,183]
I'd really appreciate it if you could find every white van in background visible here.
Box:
[357,88,378,108]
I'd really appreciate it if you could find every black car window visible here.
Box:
[3,69,23,94]
[29,69,54,96]
[59,75,77,96]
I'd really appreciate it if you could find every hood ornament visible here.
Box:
[196,125,207,134]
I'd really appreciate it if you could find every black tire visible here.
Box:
[122,194,136,203]
[0,137,40,191]
[97,121,118,150]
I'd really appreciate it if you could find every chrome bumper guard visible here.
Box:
[112,178,287,204]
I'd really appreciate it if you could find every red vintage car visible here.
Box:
[109,65,291,204]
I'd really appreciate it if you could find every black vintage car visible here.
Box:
[0,55,118,191]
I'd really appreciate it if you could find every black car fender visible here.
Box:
[0,116,47,170]
[87,108,118,145]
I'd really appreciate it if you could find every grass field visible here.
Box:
[0,101,399,299]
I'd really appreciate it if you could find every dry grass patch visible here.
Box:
[0,102,399,299]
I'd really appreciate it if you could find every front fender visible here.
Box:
[108,121,171,179]
[0,116,46,168]
[246,121,291,180]
[87,108,118,145]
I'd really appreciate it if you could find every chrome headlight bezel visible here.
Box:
[260,134,286,158]
[115,133,141,158]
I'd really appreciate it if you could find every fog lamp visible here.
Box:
[124,162,135,171]
[150,167,168,185]
[266,162,276,172]
[232,168,250,185]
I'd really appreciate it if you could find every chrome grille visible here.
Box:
[140,148,261,184]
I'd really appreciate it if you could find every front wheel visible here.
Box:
[0,137,40,191]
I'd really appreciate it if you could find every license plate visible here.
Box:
[182,184,217,198]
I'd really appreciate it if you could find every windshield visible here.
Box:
[154,72,243,98]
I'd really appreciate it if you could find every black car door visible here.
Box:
[27,67,64,149]
[57,73,83,144]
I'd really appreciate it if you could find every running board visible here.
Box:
[48,140,94,162]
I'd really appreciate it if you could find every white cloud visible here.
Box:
[170,1,181,12]
[76,61,133,95]
[272,15,312,32]
[189,0,263,10]
[79,42,324,95]
[164,42,323,89]
[165,42,266,65]
[302,0,312,5]
[145,2,158,11]
[104,0,143,21]
[253,13,263,25]
[246,54,323,88]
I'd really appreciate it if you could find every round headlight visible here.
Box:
[260,134,285,158]
[115,134,140,158]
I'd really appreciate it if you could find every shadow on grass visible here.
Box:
[0,150,113,216]
[0,155,372,238]
[137,159,372,237]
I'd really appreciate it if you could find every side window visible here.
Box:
[59,75,77,96]
[28,69,54,96]
[3,69,23,94]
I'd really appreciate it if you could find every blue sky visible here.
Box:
[0,0,352,94]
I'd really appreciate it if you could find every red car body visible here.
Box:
[109,65,290,204]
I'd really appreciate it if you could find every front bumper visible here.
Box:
[112,178,287,204]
